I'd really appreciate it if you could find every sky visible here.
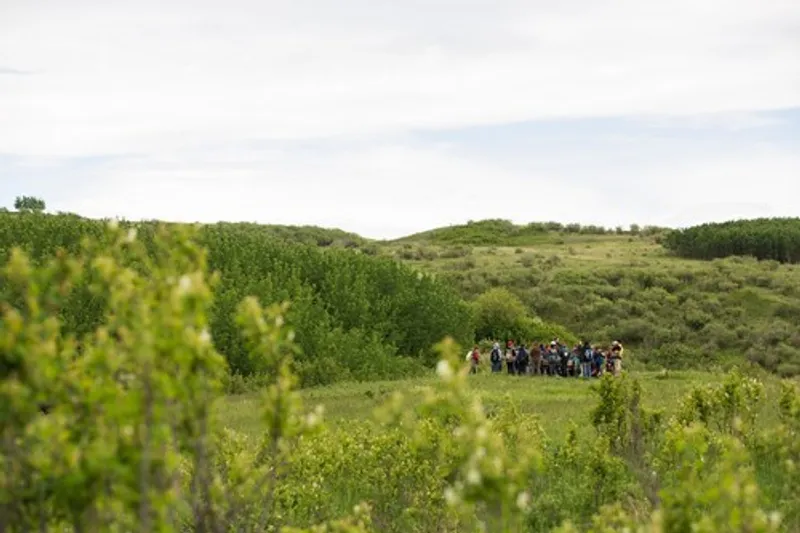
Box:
[1,0,799,239]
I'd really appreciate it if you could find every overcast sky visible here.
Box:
[1,0,799,238]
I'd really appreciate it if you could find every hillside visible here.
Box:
[0,212,471,386]
[3,209,800,377]
[393,218,667,246]
[383,224,800,376]
[0,210,370,248]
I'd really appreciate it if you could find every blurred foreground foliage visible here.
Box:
[2,223,799,531]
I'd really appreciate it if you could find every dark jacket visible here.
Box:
[581,343,593,363]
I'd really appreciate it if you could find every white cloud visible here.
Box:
[644,149,800,227]
[32,139,795,239]
[1,0,798,156]
[57,143,601,238]
[1,0,798,237]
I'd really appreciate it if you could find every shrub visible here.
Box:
[439,245,472,259]
[471,287,530,342]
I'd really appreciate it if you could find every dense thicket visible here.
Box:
[218,221,369,248]
[663,218,800,263]
[397,219,668,246]
[0,211,368,248]
[0,213,472,385]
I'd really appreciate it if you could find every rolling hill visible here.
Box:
[382,219,800,375]
[3,210,800,376]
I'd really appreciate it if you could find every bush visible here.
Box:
[519,254,535,268]
[439,245,472,259]
[471,287,530,342]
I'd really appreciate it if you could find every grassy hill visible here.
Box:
[382,221,800,376]
[3,208,800,376]
[392,219,667,246]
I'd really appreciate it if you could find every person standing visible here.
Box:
[505,341,517,375]
[469,345,481,374]
[593,347,606,377]
[611,341,624,376]
[569,344,581,377]
[516,343,529,375]
[531,344,542,375]
[546,342,558,376]
[559,343,570,377]
[490,342,503,373]
[581,340,593,378]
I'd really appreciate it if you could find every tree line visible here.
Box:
[663,218,800,263]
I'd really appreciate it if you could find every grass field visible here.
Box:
[211,364,800,530]
[216,367,785,442]
[390,233,690,272]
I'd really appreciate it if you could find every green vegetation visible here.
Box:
[396,219,667,247]
[470,287,576,346]
[388,229,800,376]
[0,212,472,386]
[663,218,800,263]
[4,207,800,378]
[3,222,800,531]
[217,369,751,441]
[13,195,46,213]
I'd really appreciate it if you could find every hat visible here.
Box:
[550,341,557,346]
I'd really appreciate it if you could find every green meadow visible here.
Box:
[218,369,775,442]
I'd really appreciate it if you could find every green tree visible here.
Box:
[13,195,46,213]
[472,287,529,341]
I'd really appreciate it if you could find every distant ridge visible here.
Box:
[391,219,669,246]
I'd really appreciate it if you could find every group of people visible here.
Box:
[467,339,624,377]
